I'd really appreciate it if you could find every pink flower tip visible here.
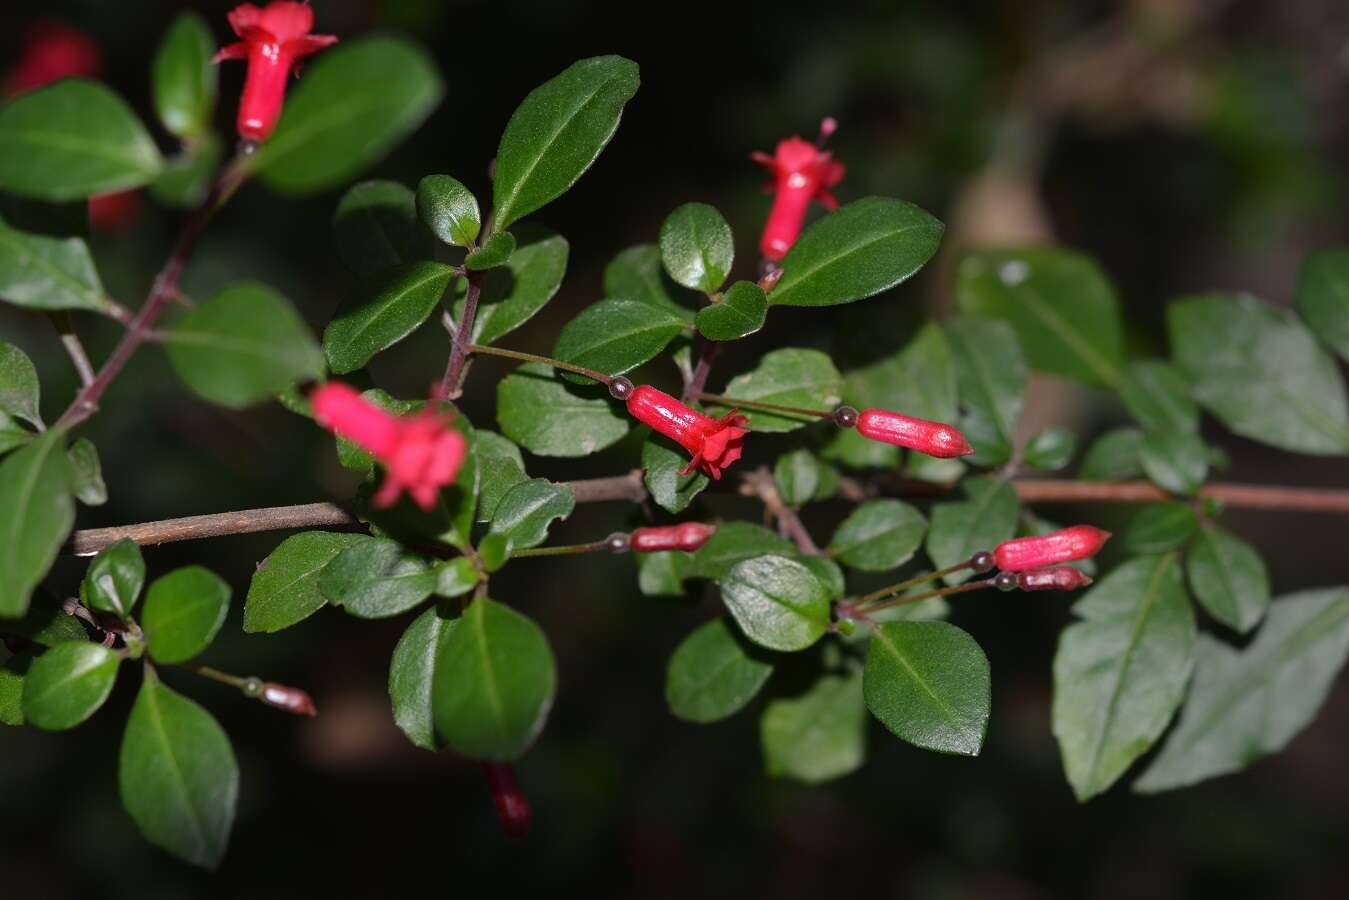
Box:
[856,408,973,458]
[625,385,749,480]
[994,526,1112,573]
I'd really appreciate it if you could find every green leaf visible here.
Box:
[119,667,238,869]
[945,318,1027,464]
[957,248,1123,388]
[719,555,830,652]
[1134,588,1349,793]
[637,550,690,597]
[389,604,459,750]
[458,228,569,344]
[1079,428,1144,481]
[3,594,87,647]
[665,617,775,723]
[553,298,686,384]
[434,557,479,598]
[473,430,528,522]
[432,596,557,760]
[0,341,41,428]
[254,37,444,195]
[774,449,822,507]
[604,244,692,317]
[925,475,1018,585]
[1168,293,1349,454]
[762,661,867,783]
[141,567,230,664]
[1052,554,1195,800]
[0,412,34,456]
[0,215,110,312]
[319,538,437,619]
[243,531,368,633]
[713,348,843,433]
[0,431,74,618]
[1118,360,1199,434]
[864,620,990,756]
[1123,503,1198,554]
[1024,427,1077,471]
[0,659,26,726]
[21,642,119,730]
[799,555,847,600]
[0,79,163,200]
[66,437,106,505]
[164,282,324,409]
[659,202,733,292]
[1139,430,1208,496]
[829,499,926,572]
[464,231,516,271]
[332,180,437,276]
[152,12,216,139]
[843,322,956,422]
[769,197,943,307]
[1295,249,1349,362]
[487,478,574,550]
[685,521,796,581]
[497,363,629,457]
[1187,523,1270,634]
[323,261,455,374]
[491,55,640,230]
[80,538,145,619]
[416,174,480,247]
[150,135,223,208]
[819,425,899,470]
[643,436,708,514]
[476,532,512,573]
[696,281,767,342]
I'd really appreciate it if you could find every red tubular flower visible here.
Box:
[994,526,1112,573]
[311,382,467,511]
[213,2,337,142]
[626,386,749,480]
[751,123,846,261]
[1017,567,1094,592]
[856,408,973,459]
[631,522,717,553]
[481,763,531,839]
[260,682,317,716]
[5,20,101,97]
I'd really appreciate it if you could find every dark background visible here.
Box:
[3,0,1349,897]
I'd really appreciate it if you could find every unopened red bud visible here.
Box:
[260,683,317,717]
[994,526,1111,572]
[856,408,973,458]
[481,763,531,839]
[1017,567,1093,592]
[630,522,717,553]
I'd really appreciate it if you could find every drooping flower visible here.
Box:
[626,385,749,480]
[855,408,973,458]
[214,2,338,142]
[310,382,466,511]
[630,522,717,553]
[481,763,531,839]
[751,120,845,261]
[994,526,1112,573]
[1016,567,1094,592]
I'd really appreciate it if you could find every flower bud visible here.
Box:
[993,526,1111,572]
[626,385,748,480]
[481,763,531,839]
[1017,567,1093,592]
[630,522,717,553]
[856,408,973,458]
[259,682,317,716]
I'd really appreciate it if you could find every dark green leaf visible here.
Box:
[1295,249,1349,361]
[141,567,230,664]
[762,661,866,783]
[0,215,110,312]
[864,620,990,755]
[553,298,686,384]
[829,499,926,572]
[819,425,899,470]
[659,202,733,292]
[497,363,629,457]
[1134,588,1349,792]
[719,555,830,652]
[491,55,640,229]
[604,244,691,317]
[637,550,690,597]
[3,594,87,647]
[319,538,436,619]
[474,430,528,522]
[769,197,943,308]
[713,348,843,433]
[1118,359,1199,434]
[152,12,216,139]
[643,436,708,514]
[1124,503,1197,554]
[120,667,238,869]
[389,604,458,750]
[1052,554,1195,800]
[458,228,569,344]
[0,341,41,428]
[332,180,437,276]
[164,282,324,409]
[1079,428,1144,481]
[416,174,480,247]
[80,538,144,619]
[0,431,74,618]
[843,322,956,422]
[957,248,1123,387]
[799,556,847,600]
[1139,430,1209,495]
[323,261,454,374]
[432,596,556,760]
[243,531,368,633]
[487,478,574,550]
[925,475,1018,585]
[21,642,119,730]
[685,522,795,581]
[774,449,822,507]
[696,281,766,341]
[464,231,516,271]
[945,318,1027,463]
[67,437,105,505]
[1024,427,1078,471]
[665,617,775,722]
[254,37,444,195]
[1187,523,1270,634]
[0,80,162,200]
[1168,293,1349,454]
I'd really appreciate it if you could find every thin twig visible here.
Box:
[48,313,97,388]
[741,465,822,555]
[682,339,719,404]
[437,270,482,400]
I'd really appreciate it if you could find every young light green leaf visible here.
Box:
[925,475,1018,585]
[1135,588,1349,793]
[432,596,557,760]
[21,642,119,730]
[769,197,943,307]
[491,56,640,230]
[464,231,516,271]
[473,430,528,522]
[332,180,437,276]
[319,538,436,619]
[665,617,775,723]
[1295,249,1349,362]
[0,215,110,312]
[497,363,629,457]
[0,431,74,618]
[0,80,163,200]
[1187,522,1270,634]
[120,667,238,869]
[67,437,106,505]
[243,531,369,633]
[696,281,767,342]
[685,521,796,581]
[774,448,822,507]
[1052,554,1195,800]
[0,341,41,428]
[456,227,569,344]
[1139,430,1209,495]
[1118,359,1199,434]
[1123,502,1198,554]
[829,499,926,572]
[323,261,455,374]
[389,604,459,750]
[864,620,990,756]
[1079,428,1144,481]
[164,282,324,409]
[762,661,867,783]
[712,348,843,433]
[553,298,686,384]
[659,202,733,292]
[643,436,708,514]
[604,244,692,317]
[254,37,444,195]
[152,12,217,139]
[416,174,480,247]
[80,538,145,619]
[487,478,575,549]
[719,555,830,652]
[945,318,1027,464]
[141,567,230,664]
